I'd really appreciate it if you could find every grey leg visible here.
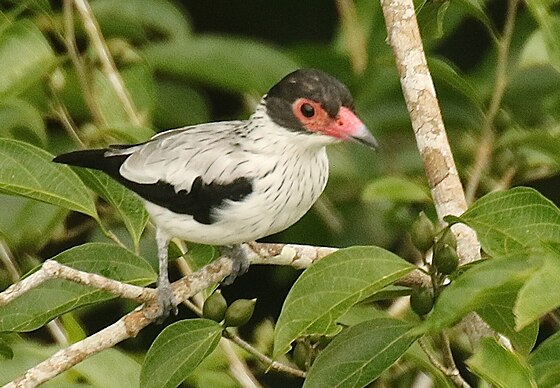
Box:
[221,243,250,286]
[150,229,178,322]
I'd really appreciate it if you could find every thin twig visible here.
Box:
[336,0,368,74]
[418,337,471,388]
[62,0,106,127]
[49,83,86,148]
[465,0,520,204]
[0,260,155,306]
[223,329,307,379]
[0,242,69,346]
[72,0,143,127]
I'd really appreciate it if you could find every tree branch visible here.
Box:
[379,0,480,265]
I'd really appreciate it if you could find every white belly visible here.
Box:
[143,148,329,245]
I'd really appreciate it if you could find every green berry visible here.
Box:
[410,288,434,316]
[224,298,256,327]
[437,228,457,251]
[202,290,227,322]
[433,244,459,275]
[293,342,309,371]
[410,212,436,252]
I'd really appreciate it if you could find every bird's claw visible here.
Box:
[146,282,178,323]
[221,244,250,286]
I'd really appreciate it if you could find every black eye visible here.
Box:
[300,103,315,118]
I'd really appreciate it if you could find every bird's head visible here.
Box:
[264,69,378,149]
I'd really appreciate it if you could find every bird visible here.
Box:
[53,68,378,320]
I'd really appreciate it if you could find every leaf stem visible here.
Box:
[223,329,307,379]
[418,336,471,388]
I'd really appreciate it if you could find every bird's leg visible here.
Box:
[221,243,250,286]
[149,229,178,322]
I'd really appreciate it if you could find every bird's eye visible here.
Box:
[300,103,315,118]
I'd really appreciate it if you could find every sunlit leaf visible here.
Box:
[140,319,222,388]
[529,330,560,387]
[92,0,191,43]
[0,98,46,146]
[458,187,560,256]
[362,176,430,203]
[75,169,149,248]
[273,246,415,357]
[467,338,537,388]
[0,139,98,219]
[420,254,540,332]
[0,20,56,98]
[477,287,538,355]
[304,318,418,388]
[515,244,560,329]
[142,36,299,95]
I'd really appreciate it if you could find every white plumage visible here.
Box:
[54,69,377,320]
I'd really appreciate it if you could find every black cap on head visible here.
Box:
[265,69,355,131]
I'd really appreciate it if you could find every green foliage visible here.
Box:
[0,243,155,332]
[0,0,559,387]
[273,246,415,357]
[303,318,418,388]
[467,338,538,388]
[140,319,222,388]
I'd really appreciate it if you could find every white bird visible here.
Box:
[54,69,378,319]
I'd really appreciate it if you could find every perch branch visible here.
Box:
[379,0,480,265]
[5,258,233,388]
[3,242,427,387]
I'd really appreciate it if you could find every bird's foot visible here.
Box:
[146,279,178,323]
[221,244,250,286]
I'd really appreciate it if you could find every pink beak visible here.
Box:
[325,107,379,150]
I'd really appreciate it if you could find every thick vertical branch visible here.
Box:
[380,0,481,264]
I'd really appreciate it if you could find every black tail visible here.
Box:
[53,149,129,180]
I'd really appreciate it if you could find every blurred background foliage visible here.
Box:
[0,0,559,386]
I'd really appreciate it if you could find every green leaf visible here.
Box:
[73,348,141,387]
[303,318,418,388]
[142,36,299,95]
[0,195,67,253]
[75,169,149,248]
[421,254,540,332]
[93,64,155,129]
[525,2,560,71]
[92,0,191,43]
[0,341,140,386]
[454,0,495,39]
[515,245,560,329]
[0,20,56,98]
[459,187,560,256]
[467,338,537,388]
[140,319,222,388]
[0,98,47,146]
[477,287,538,355]
[362,177,430,203]
[404,342,455,388]
[0,243,155,332]
[529,330,560,387]
[0,139,98,219]
[153,80,209,129]
[0,337,13,359]
[273,246,415,357]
